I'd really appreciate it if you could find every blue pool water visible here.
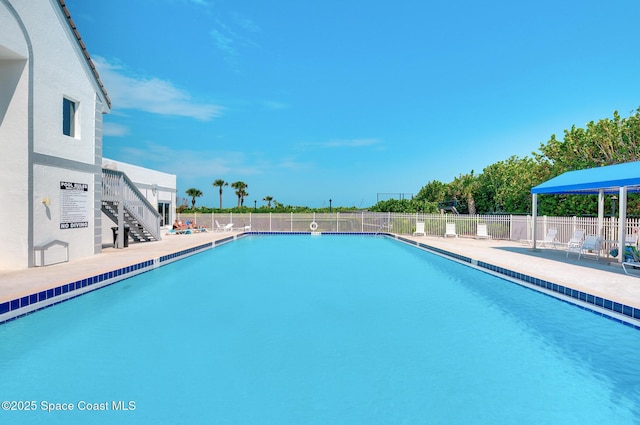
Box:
[1,235,639,424]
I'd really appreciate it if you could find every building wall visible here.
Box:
[101,158,177,243]
[0,0,109,270]
[0,1,33,269]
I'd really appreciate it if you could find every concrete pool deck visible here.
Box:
[1,231,639,324]
[403,235,640,307]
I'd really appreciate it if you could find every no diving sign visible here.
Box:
[60,181,89,230]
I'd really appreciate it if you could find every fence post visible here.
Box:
[509,215,513,240]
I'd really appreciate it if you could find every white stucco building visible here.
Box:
[0,0,175,270]
[102,158,177,236]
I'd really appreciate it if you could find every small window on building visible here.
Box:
[62,97,78,137]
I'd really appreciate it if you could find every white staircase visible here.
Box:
[102,169,162,246]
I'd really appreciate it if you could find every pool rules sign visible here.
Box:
[59,181,89,229]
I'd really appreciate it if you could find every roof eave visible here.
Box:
[56,0,111,110]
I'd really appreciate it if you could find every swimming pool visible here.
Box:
[0,235,639,424]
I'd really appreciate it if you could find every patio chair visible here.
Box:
[167,228,188,235]
[565,229,585,256]
[476,223,490,239]
[413,222,426,236]
[215,220,234,232]
[541,228,559,249]
[444,223,457,238]
[567,234,601,260]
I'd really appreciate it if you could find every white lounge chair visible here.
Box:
[444,223,457,238]
[215,220,234,232]
[567,233,601,260]
[622,260,640,275]
[622,244,640,275]
[541,228,559,249]
[413,222,426,236]
[476,223,489,239]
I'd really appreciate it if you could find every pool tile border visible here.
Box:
[0,237,239,324]
[0,259,155,324]
[395,235,640,330]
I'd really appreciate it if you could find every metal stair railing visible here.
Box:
[102,168,161,245]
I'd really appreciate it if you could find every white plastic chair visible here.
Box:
[444,223,457,238]
[215,220,234,232]
[413,222,426,236]
[476,223,489,239]
[567,233,601,260]
[541,228,559,249]
[565,229,585,257]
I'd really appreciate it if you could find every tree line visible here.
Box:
[183,180,255,211]
[370,108,640,216]
[181,180,359,213]
[179,108,640,215]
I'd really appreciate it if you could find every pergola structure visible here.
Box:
[531,161,640,262]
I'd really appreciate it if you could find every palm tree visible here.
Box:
[239,189,249,206]
[263,196,273,208]
[451,171,478,215]
[231,181,248,207]
[212,179,228,209]
[185,188,203,209]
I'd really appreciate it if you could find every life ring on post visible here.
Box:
[310,221,318,231]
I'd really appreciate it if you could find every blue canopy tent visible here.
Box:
[531,161,640,261]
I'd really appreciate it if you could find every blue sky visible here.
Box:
[66,0,640,208]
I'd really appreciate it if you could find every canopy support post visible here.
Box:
[531,193,538,251]
[597,189,604,237]
[618,187,627,263]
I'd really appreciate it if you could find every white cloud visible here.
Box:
[119,142,263,179]
[209,15,261,64]
[103,122,129,137]
[299,138,383,150]
[210,27,238,57]
[233,13,261,33]
[264,100,289,110]
[277,156,312,170]
[94,56,223,121]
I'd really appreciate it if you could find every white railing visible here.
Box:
[177,211,640,244]
[102,169,161,240]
